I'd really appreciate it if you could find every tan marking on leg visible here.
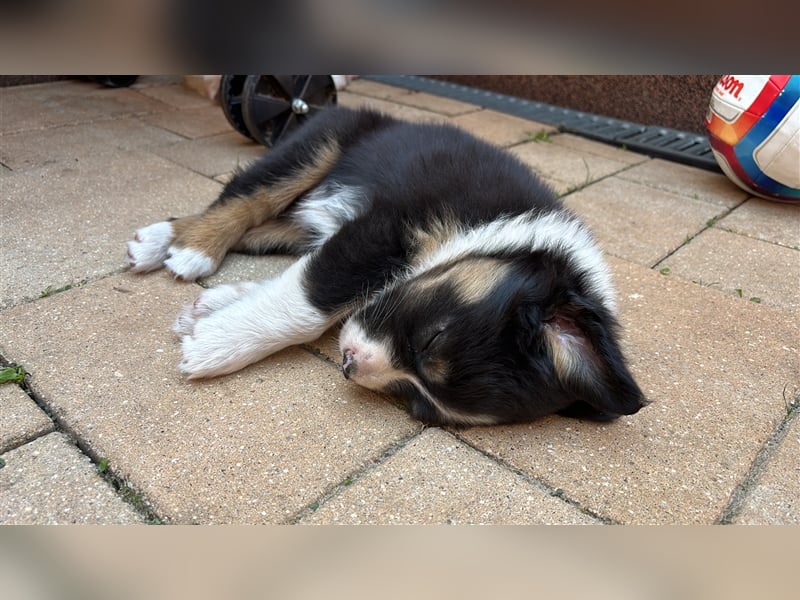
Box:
[233,219,311,253]
[172,140,341,264]
[245,140,341,218]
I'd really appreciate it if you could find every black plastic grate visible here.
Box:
[365,75,720,172]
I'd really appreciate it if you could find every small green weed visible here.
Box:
[0,365,26,384]
[783,385,799,418]
[97,458,110,473]
[39,279,88,298]
[659,267,671,275]
[40,283,72,297]
[528,130,551,142]
[733,289,761,303]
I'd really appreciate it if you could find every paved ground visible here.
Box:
[1,76,798,525]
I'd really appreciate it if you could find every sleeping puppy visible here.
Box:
[127,106,646,426]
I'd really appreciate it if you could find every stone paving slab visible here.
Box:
[615,158,749,208]
[510,135,647,195]
[0,432,144,524]
[563,176,724,267]
[301,428,597,524]
[450,109,556,147]
[459,256,798,524]
[0,384,54,454]
[142,105,234,140]
[0,151,221,309]
[0,273,420,523]
[337,91,449,123]
[386,91,481,116]
[735,416,800,524]
[0,118,184,172]
[715,197,800,249]
[0,81,171,135]
[344,78,415,101]
[149,131,265,178]
[200,253,299,289]
[133,81,217,110]
[549,133,650,166]
[659,227,800,310]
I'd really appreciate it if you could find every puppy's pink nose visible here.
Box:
[342,349,356,379]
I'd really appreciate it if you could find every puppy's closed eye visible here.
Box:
[413,325,447,354]
[410,325,450,383]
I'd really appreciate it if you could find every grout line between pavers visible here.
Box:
[716,386,800,524]
[2,267,133,312]
[346,89,483,119]
[0,369,55,455]
[649,200,747,270]
[1,354,165,524]
[285,427,425,524]
[713,221,800,252]
[556,157,652,199]
[449,431,618,524]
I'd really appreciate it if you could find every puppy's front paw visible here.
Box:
[173,282,258,336]
[178,316,264,379]
[127,221,174,272]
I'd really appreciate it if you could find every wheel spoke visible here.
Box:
[301,75,334,101]
[248,94,291,124]
[271,75,295,98]
[270,113,295,145]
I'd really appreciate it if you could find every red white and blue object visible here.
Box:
[706,75,800,202]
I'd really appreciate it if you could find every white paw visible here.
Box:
[127,221,174,272]
[178,311,268,379]
[173,282,259,336]
[164,246,216,281]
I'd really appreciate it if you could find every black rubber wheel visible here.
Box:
[219,74,256,141]
[240,75,337,147]
[91,76,139,88]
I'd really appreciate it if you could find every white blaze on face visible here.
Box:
[338,319,406,390]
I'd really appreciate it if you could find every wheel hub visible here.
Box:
[291,98,310,114]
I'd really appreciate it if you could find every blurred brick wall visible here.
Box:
[435,76,720,134]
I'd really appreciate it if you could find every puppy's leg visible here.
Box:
[128,107,393,280]
[127,128,334,278]
[168,139,341,280]
[176,255,337,378]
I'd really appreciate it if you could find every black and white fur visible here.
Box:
[127,106,646,426]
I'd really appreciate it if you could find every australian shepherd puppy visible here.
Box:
[127,106,646,426]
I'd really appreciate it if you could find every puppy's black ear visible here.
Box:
[530,295,646,418]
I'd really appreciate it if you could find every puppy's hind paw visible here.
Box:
[164,246,217,281]
[127,221,174,272]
